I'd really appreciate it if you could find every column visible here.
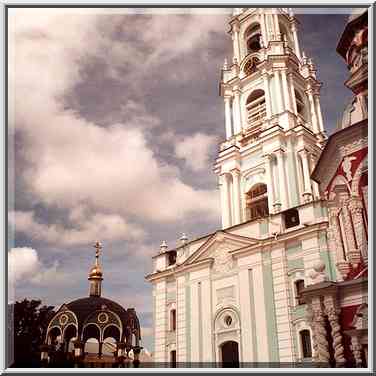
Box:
[289,73,298,115]
[307,89,319,133]
[224,95,233,138]
[273,13,281,40]
[350,336,363,367]
[262,71,272,119]
[348,197,368,264]
[275,149,289,209]
[314,95,325,133]
[299,149,313,202]
[232,169,242,225]
[116,342,126,367]
[291,22,302,60]
[274,71,284,113]
[133,346,142,367]
[154,280,167,362]
[232,22,241,62]
[238,269,255,361]
[310,297,330,365]
[328,207,350,280]
[201,279,213,362]
[220,174,231,228]
[281,68,292,112]
[323,296,346,367]
[342,203,361,267]
[233,88,242,134]
[260,12,268,45]
[264,154,275,213]
[190,281,200,361]
[176,276,187,361]
[309,154,320,199]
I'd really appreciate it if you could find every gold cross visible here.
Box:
[94,241,102,259]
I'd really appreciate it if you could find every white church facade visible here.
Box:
[146,8,368,367]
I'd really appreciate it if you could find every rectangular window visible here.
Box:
[300,330,312,358]
[170,350,177,367]
[295,279,305,305]
[170,309,176,331]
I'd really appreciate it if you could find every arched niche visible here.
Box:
[82,323,101,344]
[246,89,266,128]
[45,308,78,344]
[63,324,77,353]
[214,307,242,364]
[294,89,309,121]
[244,23,262,54]
[103,324,121,343]
[47,326,62,347]
[245,183,269,220]
[82,309,123,342]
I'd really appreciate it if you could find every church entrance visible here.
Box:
[220,341,239,367]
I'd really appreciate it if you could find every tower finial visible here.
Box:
[88,241,103,297]
[223,57,228,70]
[94,241,102,266]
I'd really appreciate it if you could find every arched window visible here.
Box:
[294,279,305,305]
[170,309,176,332]
[300,330,312,358]
[245,24,262,54]
[295,90,307,120]
[245,183,269,221]
[47,326,62,347]
[246,89,266,128]
[63,324,77,353]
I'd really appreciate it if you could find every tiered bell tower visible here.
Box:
[215,8,327,228]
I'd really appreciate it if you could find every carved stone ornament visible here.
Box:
[342,156,357,181]
[324,299,346,366]
[311,299,330,364]
[320,137,367,190]
[212,246,234,274]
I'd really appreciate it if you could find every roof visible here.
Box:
[66,296,130,327]
[311,119,367,184]
[337,8,368,60]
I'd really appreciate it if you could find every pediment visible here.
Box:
[181,231,258,271]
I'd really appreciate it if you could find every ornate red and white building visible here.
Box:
[304,9,368,367]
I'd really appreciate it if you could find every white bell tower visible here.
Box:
[215,8,327,228]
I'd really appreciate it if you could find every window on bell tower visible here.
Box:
[295,90,307,121]
[245,183,269,221]
[246,89,266,129]
[245,24,262,54]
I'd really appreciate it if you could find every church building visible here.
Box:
[146,8,368,367]
[41,242,143,368]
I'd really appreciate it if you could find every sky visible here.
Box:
[7,7,359,352]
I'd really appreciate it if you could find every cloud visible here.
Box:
[8,247,62,287]
[9,8,222,233]
[174,133,218,172]
[9,210,145,246]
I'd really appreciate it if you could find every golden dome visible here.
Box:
[88,265,103,279]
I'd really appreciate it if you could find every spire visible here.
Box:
[88,241,103,297]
